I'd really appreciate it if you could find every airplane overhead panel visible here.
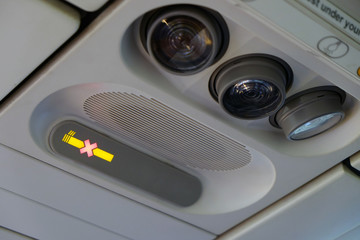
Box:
[0,0,360,238]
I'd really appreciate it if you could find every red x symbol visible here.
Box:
[80,139,98,157]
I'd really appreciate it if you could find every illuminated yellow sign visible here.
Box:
[62,131,114,162]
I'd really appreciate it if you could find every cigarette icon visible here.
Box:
[62,131,114,162]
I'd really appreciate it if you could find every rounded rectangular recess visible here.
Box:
[49,121,202,207]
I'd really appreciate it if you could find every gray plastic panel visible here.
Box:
[0,0,79,101]
[0,188,129,240]
[49,121,202,207]
[0,227,34,240]
[219,153,360,240]
[336,224,360,240]
[0,144,215,240]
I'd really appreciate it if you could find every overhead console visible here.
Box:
[0,0,360,234]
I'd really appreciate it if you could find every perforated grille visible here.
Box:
[83,92,251,171]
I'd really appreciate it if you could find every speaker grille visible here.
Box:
[83,92,251,171]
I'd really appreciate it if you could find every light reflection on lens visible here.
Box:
[142,5,229,74]
[209,54,293,119]
[222,79,281,119]
[149,15,216,73]
[271,87,346,141]
[289,112,343,140]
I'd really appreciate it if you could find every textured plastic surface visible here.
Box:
[0,227,33,240]
[0,144,214,240]
[0,0,79,101]
[336,224,360,240]
[219,153,360,240]
[244,0,360,86]
[0,188,130,240]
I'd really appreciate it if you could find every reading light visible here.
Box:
[140,5,229,74]
[209,54,293,119]
[270,86,346,140]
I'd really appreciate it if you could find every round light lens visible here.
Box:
[142,5,229,75]
[209,54,293,119]
[289,112,343,140]
[222,79,282,118]
[149,16,215,73]
[270,86,346,140]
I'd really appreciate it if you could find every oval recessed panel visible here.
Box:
[49,121,202,207]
